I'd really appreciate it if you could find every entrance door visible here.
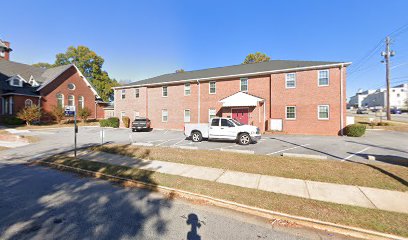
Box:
[232,108,249,124]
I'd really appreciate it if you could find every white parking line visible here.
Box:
[342,147,371,161]
[266,144,310,155]
[171,138,187,146]
[155,138,179,146]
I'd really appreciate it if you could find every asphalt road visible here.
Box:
[0,162,354,240]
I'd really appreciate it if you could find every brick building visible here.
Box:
[0,40,106,120]
[114,60,351,135]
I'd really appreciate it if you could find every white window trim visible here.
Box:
[184,83,191,96]
[285,106,296,120]
[68,83,76,90]
[162,109,168,122]
[184,109,191,122]
[318,105,330,120]
[78,96,85,109]
[121,89,126,99]
[68,95,75,107]
[120,111,126,119]
[209,81,216,94]
[25,99,33,107]
[135,88,140,98]
[318,70,330,87]
[240,78,248,92]
[285,73,296,89]
[209,108,216,120]
[162,86,168,97]
[57,93,64,107]
[133,111,140,119]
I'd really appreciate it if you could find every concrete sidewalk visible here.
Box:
[75,150,408,214]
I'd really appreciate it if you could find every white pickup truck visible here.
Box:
[184,117,261,145]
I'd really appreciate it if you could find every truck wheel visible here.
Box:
[238,133,251,145]
[191,131,202,142]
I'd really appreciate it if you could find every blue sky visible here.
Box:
[2,0,408,98]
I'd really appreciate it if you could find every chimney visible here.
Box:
[0,40,12,61]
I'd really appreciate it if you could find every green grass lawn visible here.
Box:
[41,155,408,238]
[90,144,408,191]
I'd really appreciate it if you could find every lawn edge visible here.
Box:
[36,159,406,240]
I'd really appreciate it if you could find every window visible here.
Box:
[56,93,64,107]
[211,118,220,126]
[0,51,4,57]
[397,93,400,97]
[162,86,168,97]
[68,95,75,106]
[240,78,248,92]
[25,99,33,107]
[209,81,216,94]
[184,109,191,122]
[162,109,168,122]
[285,73,296,88]
[133,111,140,119]
[286,106,296,120]
[120,111,126,119]
[221,119,234,127]
[121,89,126,99]
[184,83,191,96]
[209,108,216,120]
[318,70,329,86]
[68,83,76,90]
[78,96,84,109]
[135,88,140,98]
[318,105,329,120]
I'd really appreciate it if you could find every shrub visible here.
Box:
[2,116,25,126]
[345,124,366,137]
[122,116,130,128]
[16,105,42,126]
[51,105,65,124]
[78,107,91,123]
[100,117,119,128]
[377,122,390,126]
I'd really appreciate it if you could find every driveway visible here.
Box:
[2,126,408,166]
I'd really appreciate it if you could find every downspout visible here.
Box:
[263,101,266,132]
[340,64,345,135]
[197,80,200,123]
[95,101,97,119]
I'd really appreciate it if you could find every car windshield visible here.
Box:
[230,119,243,126]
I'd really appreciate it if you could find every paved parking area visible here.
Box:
[126,128,408,165]
[4,126,408,166]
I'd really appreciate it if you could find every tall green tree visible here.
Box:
[34,46,119,101]
[175,69,185,73]
[242,52,271,64]
[32,62,54,68]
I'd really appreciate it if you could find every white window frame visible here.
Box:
[318,105,330,120]
[68,83,76,90]
[133,111,140,119]
[25,99,33,107]
[285,106,296,120]
[318,70,330,87]
[184,83,191,96]
[56,93,64,108]
[162,86,168,97]
[120,111,126,119]
[162,109,168,122]
[135,88,140,98]
[68,95,75,107]
[78,96,84,109]
[209,81,216,94]
[285,73,296,89]
[240,78,248,92]
[184,109,191,123]
[121,89,126,99]
[209,108,217,121]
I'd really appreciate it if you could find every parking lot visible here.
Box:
[4,126,407,166]
[126,128,408,165]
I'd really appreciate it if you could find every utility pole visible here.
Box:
[381,36,395,120]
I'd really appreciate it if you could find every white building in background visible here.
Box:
[348,83,408,109]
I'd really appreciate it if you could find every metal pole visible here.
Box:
[74,109,77,158]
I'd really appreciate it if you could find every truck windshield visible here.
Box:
[230,119,243,126]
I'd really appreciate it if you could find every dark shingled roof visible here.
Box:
[119,60,349,88]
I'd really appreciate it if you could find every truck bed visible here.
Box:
[184,123,209,138]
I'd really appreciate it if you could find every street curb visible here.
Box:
[132,142,154,147]
[281,153,327,160]
[29,126,100,131]
[220,148,254,154]
[35,159,406,240]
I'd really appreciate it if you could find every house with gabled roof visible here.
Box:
[0,40,106,121]
[113,60,351,135]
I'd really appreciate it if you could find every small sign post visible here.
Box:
[100,128,105,145]
[64,106,77,158]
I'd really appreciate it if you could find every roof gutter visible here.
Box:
[113,62,352,90]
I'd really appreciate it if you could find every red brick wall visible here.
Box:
[270,67,346,135]
[39,66,102,120]
[113,67,347,135]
